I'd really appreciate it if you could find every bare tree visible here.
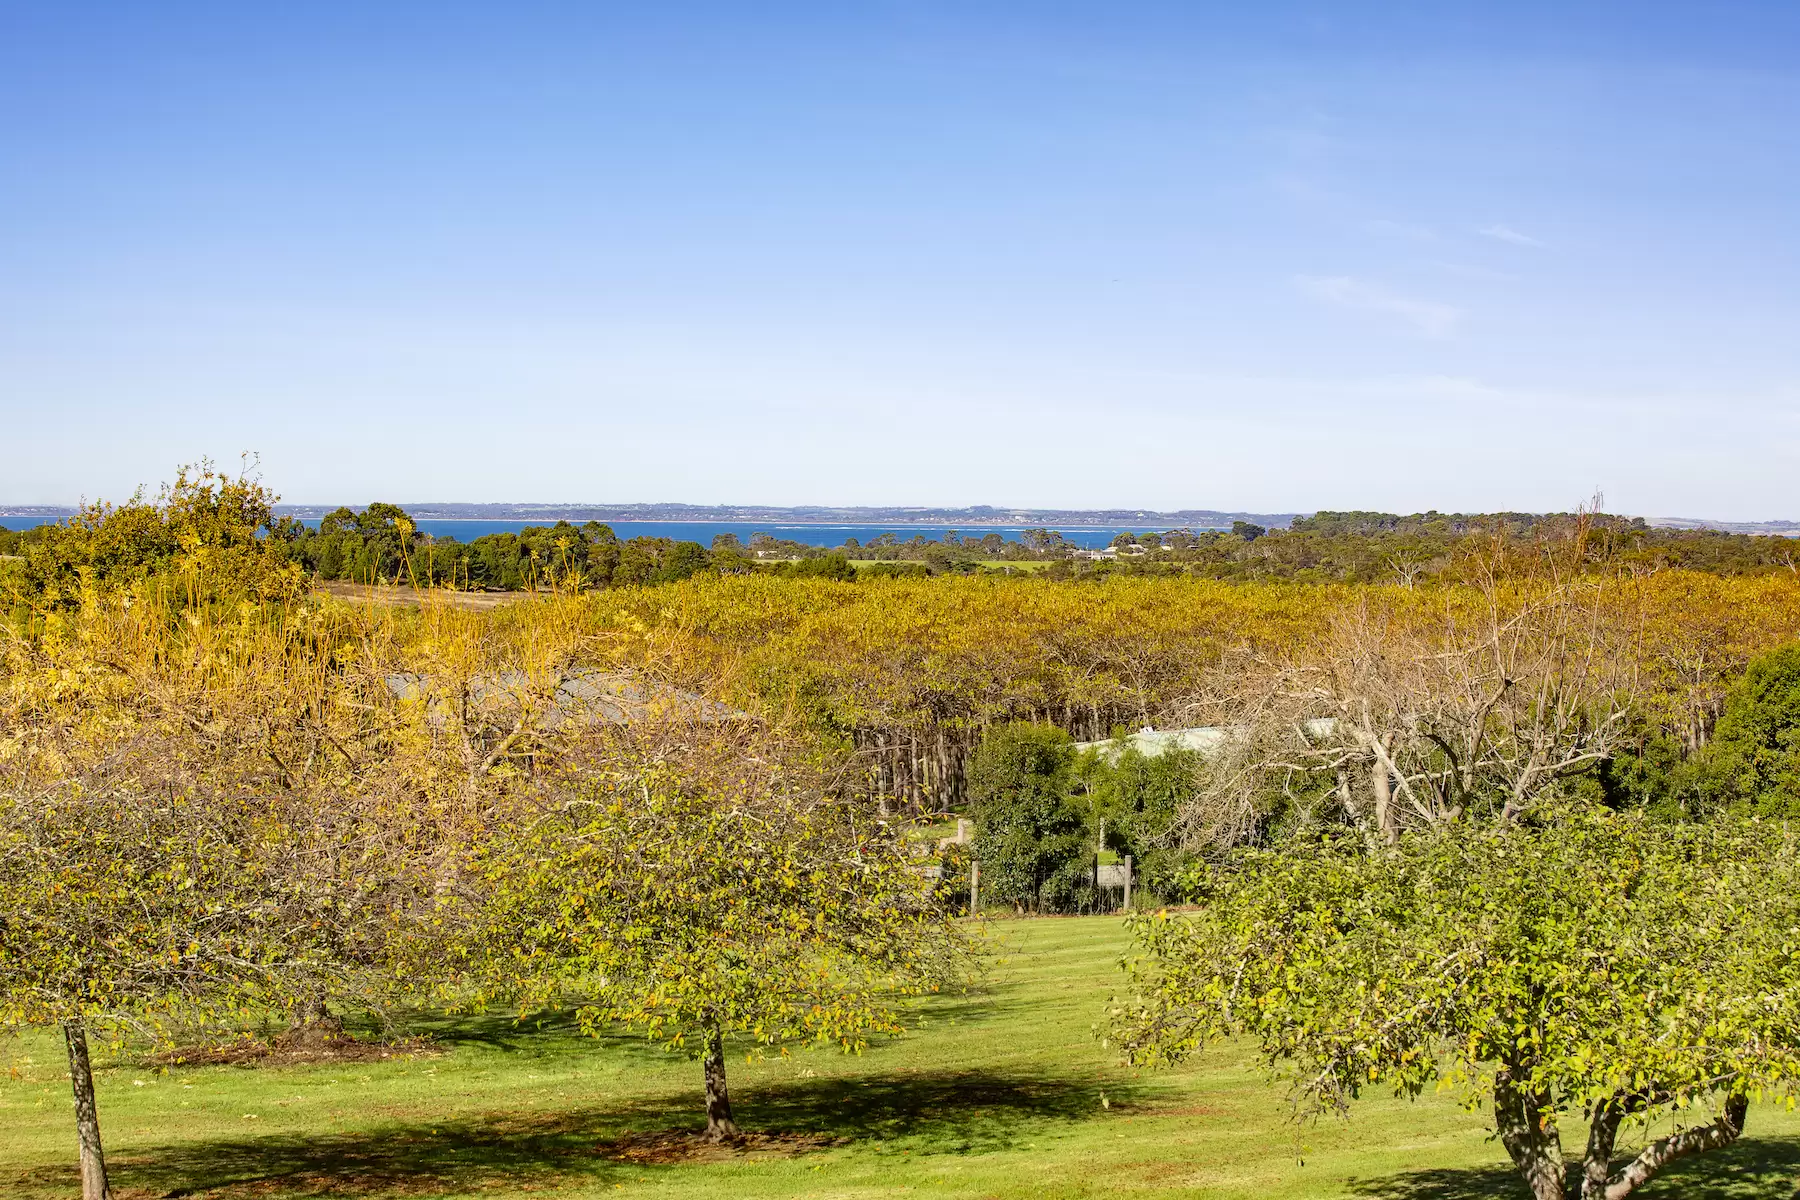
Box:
[1176,530,1644,851]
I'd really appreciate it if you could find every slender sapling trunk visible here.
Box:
[63,1019,112,1200]
[701,1025,740,1142]
[1370,756,1399,846]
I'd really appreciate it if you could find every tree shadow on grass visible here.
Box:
[397,1009,672,1063]
[389,990,1008,1060]
[89,1067,1142,1199]
[1344,1135,1800,1199]
[738,1067,1138,1152]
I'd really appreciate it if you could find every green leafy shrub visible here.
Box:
[1689,643,1800,817]
[967,722,1090,912]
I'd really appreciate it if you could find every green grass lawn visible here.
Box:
[5,918,1798,1199]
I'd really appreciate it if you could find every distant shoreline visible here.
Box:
[0,503,1298,527]
[3,504,1798,536]
[269,504,1306,528]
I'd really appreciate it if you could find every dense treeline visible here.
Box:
[1084,510,1800,584]
[14,496,1800,597]
[574,562,1800,931]
[290,506,720,589]
[292,509,875,588]
[795,510,1800,583]
[581,562,1800,820]
[5,498,805,597]
[586,571,1326,813]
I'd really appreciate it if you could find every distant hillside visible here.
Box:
[268,503,1305,529]
[1648,517,1800,536]
[1292,511,1800,538]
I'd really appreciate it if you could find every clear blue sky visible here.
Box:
[3,2,1797,517]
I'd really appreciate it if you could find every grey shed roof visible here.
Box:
[384,667,742,728]
[1073,718,1337,762]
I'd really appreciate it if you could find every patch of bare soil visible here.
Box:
[596,1129,846,1165]
[146,1031,439,1069]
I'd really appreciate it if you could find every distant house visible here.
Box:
[1073,719,1337,761]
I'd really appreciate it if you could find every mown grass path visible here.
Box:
[4,917,1798,1198]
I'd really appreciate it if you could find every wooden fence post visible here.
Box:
[970,859,981,917]
[1123,855,1133,913]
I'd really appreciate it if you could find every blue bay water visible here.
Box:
[325,520,1171,551]
[1,514,1192,550]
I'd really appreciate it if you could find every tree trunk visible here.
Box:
[1370,756,1399,846]
[282,993,345,1049]
[701,1025,740,1143]
[64,1019,112,1200]
[1580,1100,1623,1199]
[1335,767,1358,822]
[1495,1070,1565,1200]
[1599,1094,1747,1198]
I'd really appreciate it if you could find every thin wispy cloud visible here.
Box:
[1296,275,1462,338]
[1478,224,1544,247]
